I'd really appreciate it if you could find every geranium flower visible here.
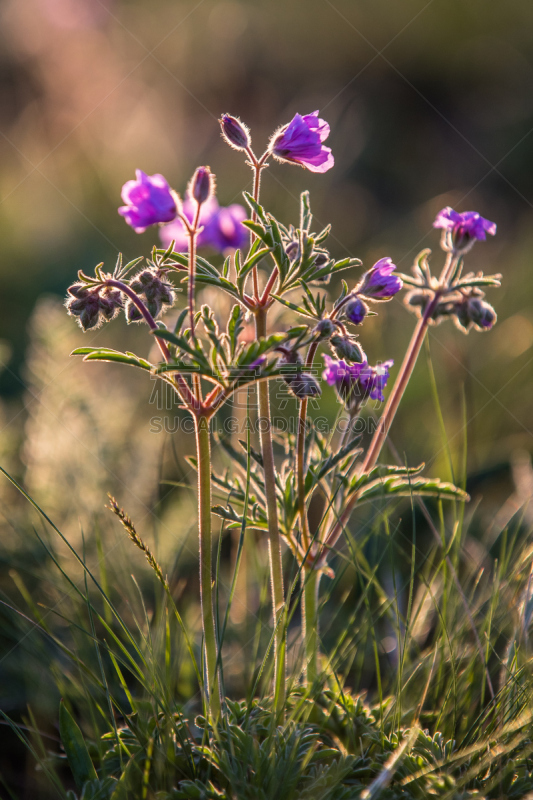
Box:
[118,170,177,233]
[269,111,334,173]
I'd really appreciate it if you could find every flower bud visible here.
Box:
[344,297,368,325]
[454,297,497,333]
[330,334,365,363]
[189,166,215,206]
[314,318,335,339]
[65,283,123,331]
[127,268,176,323]
[469,298,497,329]
[286,372,321,399]
[220,114,251,151]
[285,240,300,261]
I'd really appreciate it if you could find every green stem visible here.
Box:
[303,568,320,684]
[195,413,221,718]
[255,306,286,712]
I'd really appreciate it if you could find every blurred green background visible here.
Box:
[0,0,532,793]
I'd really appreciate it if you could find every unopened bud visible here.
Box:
[127,268,176,323]
[189,166,215,206]
[286,372,321,399]
[331,334,365,363]
[454,297,497,333]
[220,114,251,151]
[344,297,368,325]
[314,318,335,339]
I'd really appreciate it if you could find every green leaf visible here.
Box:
[300,190,312,232]
[270,294,316,319]
[228,304,245,357]
[243,191,269,224]
[59,700,98,789]
[454,275,502,288]
[70,348,152,371]
[241,220,274,247]
[357,475,470,503]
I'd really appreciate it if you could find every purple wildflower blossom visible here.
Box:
[358,258,403,300]
[159,197,247,255]
[118,170,177,233]
[433,207,496,252]
[269,111,334,173]
[323,355,393,404]
[358,360,394,402]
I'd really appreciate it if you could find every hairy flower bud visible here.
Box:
[344,297,368,325]
[189,166,215,206]
[287,372,321,399]
[126,268,176,323]
[276,349,320,399]
[454,296,497,333]
[220,114,251,151]
[65,283,123,330]
[314,318,335,339]
[331,334,365,363]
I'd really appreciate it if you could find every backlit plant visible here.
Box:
[65,110,501,724]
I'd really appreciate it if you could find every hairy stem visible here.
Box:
[255,306,285,711]
[195,413,221,718]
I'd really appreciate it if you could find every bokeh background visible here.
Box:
[0,0,533,794]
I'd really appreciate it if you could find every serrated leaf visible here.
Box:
[59,700,98,789]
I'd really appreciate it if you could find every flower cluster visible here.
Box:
[65,283,123,330]
[323,355,393,406]
[118,169,247,255]
[126,268,176,323]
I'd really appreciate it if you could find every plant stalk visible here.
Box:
[255,306,286,711]
[195,412,221,718]
[322,254,457,557]
[103,279,196,410]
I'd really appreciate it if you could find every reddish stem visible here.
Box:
[102,279,197,411]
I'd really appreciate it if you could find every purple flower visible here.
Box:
[160,196,247,254]
[269,111,334,173]
[358,360,394,402]
[358,258,403,300]
[210,204,248,252]
[323,355,393,405]
[345,297,368,325]
[433,207,496,252]
[323,356,364,405]
[118,170,177,233]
